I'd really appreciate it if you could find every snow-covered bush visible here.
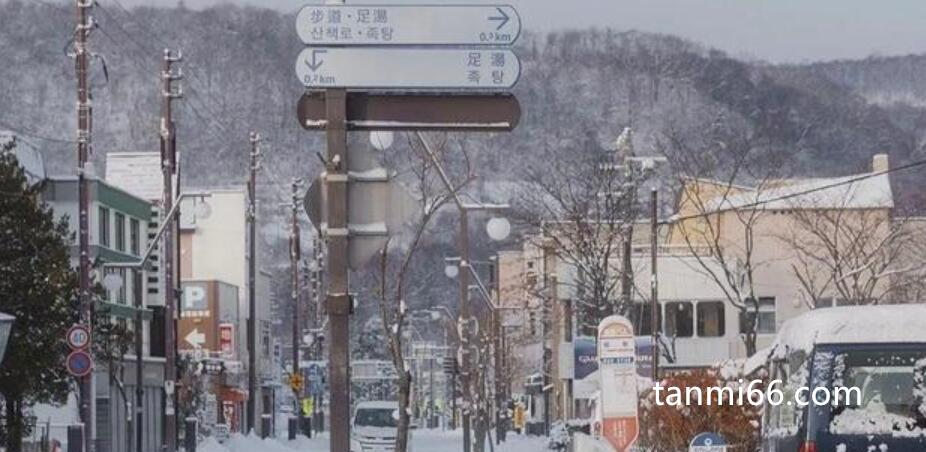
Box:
[636,369,761,452]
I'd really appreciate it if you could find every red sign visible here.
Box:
[66,350,93,377]
[598,315,639,452]
[219,323,234,357]
[602,418,639,452]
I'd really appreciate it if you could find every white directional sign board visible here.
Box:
[296,4,521,46]
[295,47,520,90]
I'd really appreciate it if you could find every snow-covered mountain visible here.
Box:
[3,1,926,318]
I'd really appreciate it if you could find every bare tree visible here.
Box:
[374,133,471,452]
[660,114,797,356]
[515,128,645,336]
[779,202,926,307]
[91,303,133,451]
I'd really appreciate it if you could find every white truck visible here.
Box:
[350,401,414,452]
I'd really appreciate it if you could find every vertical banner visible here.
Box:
[597,315,639,452]
[219,323,234,357]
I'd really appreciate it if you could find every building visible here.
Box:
[666,153,898,357]
[179,187,278,436]
[179,279,248,432]
[500,153,914,423]
[105,152,165,307]
[40,175,165,452]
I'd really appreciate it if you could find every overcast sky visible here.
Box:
[112,0,926,63]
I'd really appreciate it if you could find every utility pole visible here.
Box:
[247,132,261,434]
[308,234,324,430]
[541,240,555,436]
[133,269,144,452]
[325,87,352,452]
[312,235,324,331]
[73,0,94,449]
[492,258,504,444]
[160,47,182,452]
[650,188,659,381]
[288,179,303,422]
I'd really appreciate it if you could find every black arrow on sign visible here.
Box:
[488,7,510,30]
[305,49,327,72]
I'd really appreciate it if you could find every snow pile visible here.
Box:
[830,405,920,435]
[547,421,570,451]
[193,429,547,452]
[196,433,317,452]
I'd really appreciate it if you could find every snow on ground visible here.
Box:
[198,429,548,452]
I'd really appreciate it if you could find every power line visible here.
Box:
[663,159,926,225]
[96,0,240,152]
[0,120,76,144]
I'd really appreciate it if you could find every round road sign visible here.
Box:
[66,350,93,377]
[67,325,91,350]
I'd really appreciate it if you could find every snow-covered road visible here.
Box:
[198,430,548,452]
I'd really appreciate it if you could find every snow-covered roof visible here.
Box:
[771,304,926,353]
[710,172,893,212]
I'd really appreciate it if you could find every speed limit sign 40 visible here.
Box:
[67,325,91,350]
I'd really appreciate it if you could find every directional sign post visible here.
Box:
[296,5,521,45]
[296,48,520,89]
[294,4,522,451]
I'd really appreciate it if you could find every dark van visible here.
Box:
[762,305,926,452]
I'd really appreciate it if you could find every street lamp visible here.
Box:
[0,312,15,363]
[486,217,511,242]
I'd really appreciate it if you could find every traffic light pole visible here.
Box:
[325,88,352,452]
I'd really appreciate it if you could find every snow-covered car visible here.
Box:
[761,305,926,452]
[350,401,413,452]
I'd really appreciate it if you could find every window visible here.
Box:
[114,212,126,252]
[98,207,110,247]
[740,297,777,335]
[103,268,126,303]
[262,321,271,356]
[665,301,694,338]
[354,408,399,428]
[630,303,661,336]
[697,301,725,337]
[767,350,808,433]
[830,349,926,434]
[130,219,140,256]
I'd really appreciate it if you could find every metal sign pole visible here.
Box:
[325,88,352,452]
